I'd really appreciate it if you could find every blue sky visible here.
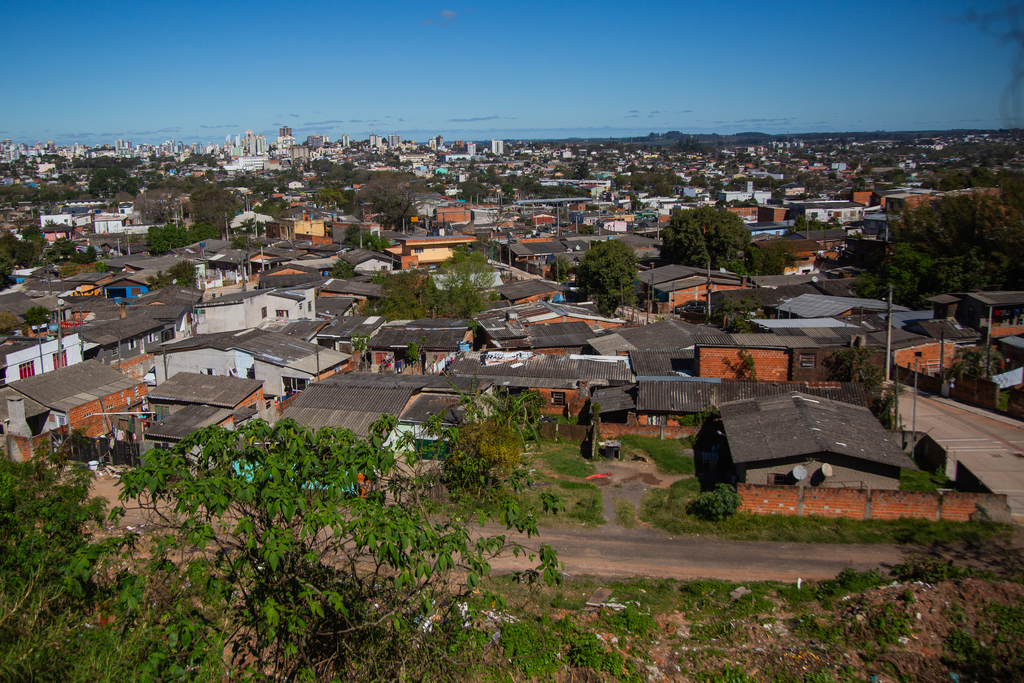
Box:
[0,0,1017,145]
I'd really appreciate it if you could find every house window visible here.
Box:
[414,247,424,254]
[276,309,289,318]
[57,415,67,426]
[261,307,268,319]
[127,338,137,350]
[799,354,815,369]
[18,361,35,379]
[52,351,67,369]
[284,377,308,394]
[206,368,215,375]
[770,473,787,486]
[307,302,312,312]
[551,391,566,406]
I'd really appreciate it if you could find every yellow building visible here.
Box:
[393,234,476,268]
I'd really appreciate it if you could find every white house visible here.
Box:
[195,288,315,334]
[1,333,84,385]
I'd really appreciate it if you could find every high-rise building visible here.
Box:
[388,134,402,147]
[466,143,476,156]
[428,138,437,151]
[490,139,504,155]
[279,126,292,138]
[306,135,325,149]
[341,134,350,148]
[255,135,267,155]
[368,134,383,149]
[436,135,444,148]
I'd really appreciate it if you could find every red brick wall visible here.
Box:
[696,347,789,381]
[951,373,999,410]
[871,490,939,521]
[737,484,800,515]
[802,487,868,519]
[737,484,1010,523]
[599,417,698,440]
[111,353,154,380]
[757,206,789,222]
[892,342,955,376]
[989,325,1024,339]
[1008,387,1024,420]
[66,382,148,438]
[726,207,757,220]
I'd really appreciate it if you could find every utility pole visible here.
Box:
[938,328,946,380]
[884,284,893,382]
[912,358,919,447]
[986,306,993,378]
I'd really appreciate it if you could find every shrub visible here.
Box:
[687,483,741,521]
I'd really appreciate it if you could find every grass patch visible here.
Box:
[901,466,955,491]
[521,478,605,528]
[640,479,1011,545]
[613,498,638,528]
[532,441,594,478]
[620,434,695,475]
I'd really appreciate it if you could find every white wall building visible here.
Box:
[2,334,84,385]
[490,139,504,155]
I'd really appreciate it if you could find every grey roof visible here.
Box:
[319,279,384,298]
[258,273,326,289]
[749,274,816,288]
[149,372,264,408]
[1000,335,1024,351]
[369,327,468,350]
[11,360,144,412]
[448,352,634,384]
[591,384,637,413]
[778,294,909,318]
[259,319,328,341]
[644,264,741,287]
[0,386,48,421]
[281,384,414,436]
[144,404,234,442]
[162,329,349,373]
[586,333,636,356]
[636,380,869,414]
[497,279,567,301]
[719,392,915,469]
[317,316,386,340]
[602,319,712,351]
[887,310,935,328]
[629,349,694,377]
[399,393,464,424]
[79,315,168,346]
[963,291,1024,306]
[316,372,487,394]
[526,321,596,349]
[0,291,57,317]
[754,318,860,330]
[908,319,981,342]
[694,332,819,349]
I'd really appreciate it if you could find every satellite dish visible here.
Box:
[821,463,834,478]
[792,465,808,481]
[811,276,818,283]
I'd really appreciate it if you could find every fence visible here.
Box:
[895,365,999,413]
[540,423,591,443]
[737,483,1010,523]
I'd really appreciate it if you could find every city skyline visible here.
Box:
[0,0,1018,145]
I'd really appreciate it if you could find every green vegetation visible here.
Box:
[613,498,639,528]
[576,238,638,316]
[620,434,695,474]
[533,440,595,478]
[640,479,1010,545]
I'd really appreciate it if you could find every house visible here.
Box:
[699,392,915,489]
[80,316,175,372]
[392,234,476,269]
[315,316,387,354]
[496,279,568,304]
[0,334,83,384]
[525,321,596,355]
[10,360,148,437]
[336,248,397,273]
[928,291,1024,339]
[777,294,907,320]
[636,264,747,313]
[195,288,316,334]
[154,329,349,398]
[447,351,634,418]
[788,201,866,224]
[143,404,243,450]
[0,386,49,436]
[368,319,473,372]
[147,372,265,420]
[318,278,384,303]
[266,213,331,244]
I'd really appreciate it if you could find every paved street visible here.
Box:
[900,389,1024,520]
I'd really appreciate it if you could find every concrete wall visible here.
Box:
[740,453,902,491]
[737,483,1011,523]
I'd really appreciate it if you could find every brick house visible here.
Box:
[929,291,1024,339]
[637,264,747,313]
[10,360,148,438]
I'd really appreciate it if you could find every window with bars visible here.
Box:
[551,392,566,406]
[52,351,67,369]
[276,310,290,318]
[799,354,815,369]
[18,361,35,379]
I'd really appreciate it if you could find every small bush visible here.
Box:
[889,554,991,583]
[687,483,741,521]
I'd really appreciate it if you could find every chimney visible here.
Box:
[6,398,32,438]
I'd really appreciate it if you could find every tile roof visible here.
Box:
[628,349,694,377]
[591,384,637,414]
[281,384,414,436]
[586,333,636,356]
[448,352,634,383]
[497,279,567,301]
[0,386,48,422]
[369,327,468,350]
[526,321,596,349]
[148,372,264,408]
[719,392,915,469]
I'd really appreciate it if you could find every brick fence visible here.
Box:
[737,483,1010,523]
[895,365,1000,413]
[599,420,698,440]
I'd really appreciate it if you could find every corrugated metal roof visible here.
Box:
[778,294,909,318]
[399,394,463,424]
[628,349,694,377]
[720,393,915,469]
[754,318,859,329]
[149,373,263,408]
[587,333,636,356]
[369,327,469,350]
[527,321,596,348]
[636,380,869,413]
[11,360,145,413]
[591,384,636,413]
[282,384,414,436]
[144,405,233,442]
[448,352,634,383]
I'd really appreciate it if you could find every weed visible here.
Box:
[534,441,595,478]
[814,568,888,605]
[890,554,993,582]
[695,665,757,682]
[604,606,658,637]
[620,435,695,474]
[613,498,638,528]
[501,619,562,678]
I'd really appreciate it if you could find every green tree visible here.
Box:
[331,259,356,279]
[855,243,936,309]
[24,306,49,326]
[429,248,494,318]
[188,186,240,227]
[552,256,573,283]
[576,239,637,316]
[0,311,21,334]
[745,241,796,276]
[119,417,562,680]
[88,166,138,197]
[146,260,197,289]
[365,270,431,320]
[662,207,749,269]
[358,173,420,230]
